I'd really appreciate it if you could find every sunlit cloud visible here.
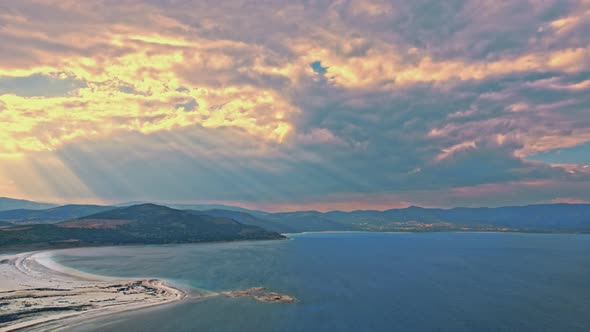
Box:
[1,0,589,209]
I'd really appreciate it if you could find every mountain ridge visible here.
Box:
[1,197,589,234]
[0,197,58,211]
[0,205,115,224]
[0,204,285,250]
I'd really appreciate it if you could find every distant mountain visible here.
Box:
[0,197,57,211]
[190,209,296,233]
[263,211,359,232]
[116,201,260,214]
[0,205,115,224]
[188,209,361,233]
[1,196,589,237]
[268,204,590,233]
[0,204,284,249]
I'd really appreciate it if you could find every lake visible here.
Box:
[53,232,590,331]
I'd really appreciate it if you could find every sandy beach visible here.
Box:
[0,250,186,332]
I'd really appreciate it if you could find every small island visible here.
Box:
[222,287,297,303]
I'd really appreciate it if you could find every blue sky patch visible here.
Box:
[310,61,327,75]
[528,141,590,165]
[0,74,85,97]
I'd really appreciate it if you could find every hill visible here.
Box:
[190,209,296,233]
[1,196,589,235]
[268,204,590,233]
[0,197,57,211]
[263,211,359,232]
[0,204,284,250]
[116,201,260,214]
[0,205,115,224]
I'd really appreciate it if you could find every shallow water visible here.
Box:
[53,232,590,331]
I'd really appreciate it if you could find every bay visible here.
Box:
[53,232,590,331]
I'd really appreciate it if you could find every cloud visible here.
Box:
[1,0,589,208]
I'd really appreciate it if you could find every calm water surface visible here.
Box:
[53,232,590,331]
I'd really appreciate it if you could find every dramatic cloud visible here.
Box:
[1,0,589,210]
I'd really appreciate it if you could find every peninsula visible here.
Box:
[0,251,185,331]
[0,250,297,331]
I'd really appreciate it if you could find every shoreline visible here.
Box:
[0,237,289,256]
[282,230,590,236]
[0,250,186,332]
[0,243,298,331]
[0,231,584,255]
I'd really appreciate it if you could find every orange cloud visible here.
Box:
[434,141,477,162]
[0,28,298,154]
[289,39,590,88]
[2,0,589,159]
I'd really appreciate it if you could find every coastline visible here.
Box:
[282,231,413,236]
[282,230,590,237]
[0,250,186,332]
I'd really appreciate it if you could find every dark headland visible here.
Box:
[0,203,284,251]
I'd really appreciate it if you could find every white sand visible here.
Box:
[0,251,185,332]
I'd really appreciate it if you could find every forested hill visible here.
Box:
[0,204,284,250]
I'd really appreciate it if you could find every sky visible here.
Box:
[0,0,589,211]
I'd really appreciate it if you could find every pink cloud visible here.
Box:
[551,197,590,204]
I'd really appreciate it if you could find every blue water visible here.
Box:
[53,232,590,331]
